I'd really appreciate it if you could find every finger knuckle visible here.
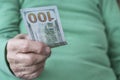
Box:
[38,42,45,49]
[15,72,23,78]
[7,55,15,63]
[30,72,41,79]
[7,39,15,51]
[26,55,35,65]
[12,66,18,72]
[22,40,29,52]
[37,42,46,53]
[22,75,30,80]
[22,73,39,80]
[7,57,13,63]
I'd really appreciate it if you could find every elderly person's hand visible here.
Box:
[6,34,51,80]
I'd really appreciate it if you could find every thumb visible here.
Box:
[14,34,29,39]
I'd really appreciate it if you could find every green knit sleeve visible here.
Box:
[0,0,20,78]
[102,0,120,79]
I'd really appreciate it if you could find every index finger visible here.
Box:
[17,40,49,55]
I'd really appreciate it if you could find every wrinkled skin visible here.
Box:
[7,34,51,80]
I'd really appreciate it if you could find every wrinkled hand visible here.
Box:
[7,34,51,80]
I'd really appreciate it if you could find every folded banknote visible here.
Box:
[21,6,67,48]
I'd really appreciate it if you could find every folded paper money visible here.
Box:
[21,6,67,48]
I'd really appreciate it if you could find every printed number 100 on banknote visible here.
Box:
[21,6,67,48]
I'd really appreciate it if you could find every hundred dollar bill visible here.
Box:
[21,6,67,48]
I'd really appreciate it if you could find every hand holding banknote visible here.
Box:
[7,34,51,80]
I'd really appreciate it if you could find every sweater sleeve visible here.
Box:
[102,0,120,79]
[0,0,20,77]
